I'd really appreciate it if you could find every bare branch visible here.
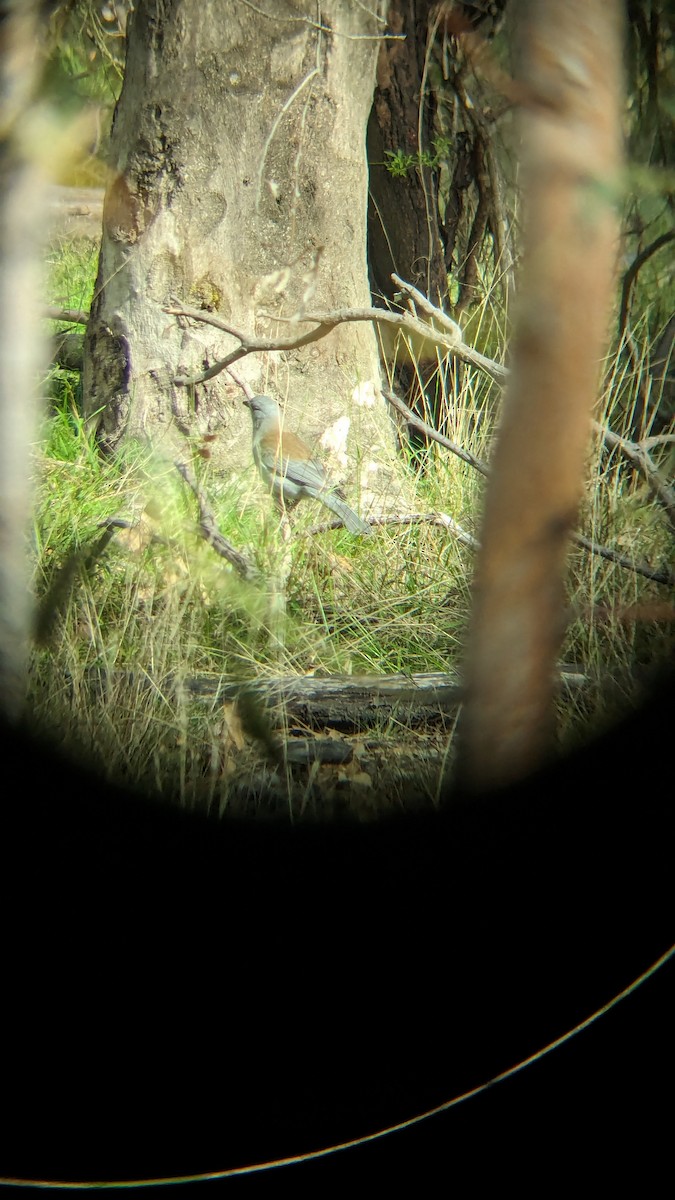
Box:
[640,434,675,450]
[44,306,90,326]
[77,664,589,732]
[384,387,489,475]
[618,230,675,338]
[593,418,675,530]
[390,273,463,338]
[225,365,255,398]
[384,390,674,587]
[570,531,674,587]
[162,302,334,384]
[163,297,672,562]
[162,295,508,386]
[308,510,480,550]
[174,460,261,584]
[237,0,402,39]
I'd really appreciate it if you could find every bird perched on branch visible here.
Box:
[244,394,372,536]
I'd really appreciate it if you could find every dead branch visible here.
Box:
[570,532,674,587]
[162,292,508,387]
[384,387,489,475]
[384,289,672,525]
[49,295,672,532]
[592,418,675,530]
[44,305,90,326]
[225,364,255,398]
[174,460,261,583]
[618,230,675,339]
[389,273,464,339]
[163,301,335,385]
[307,510,480,549]
[77,664,588,732]
[640,434,675,450]
[385,389,674,586]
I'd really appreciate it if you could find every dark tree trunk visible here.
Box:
[366,1,513,449]
[367,0,447,311]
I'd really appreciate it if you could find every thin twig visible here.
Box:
[640,434,675,450]
[237,0,401,38]
[256,67,319,214]
[384,387,489,475]
[226,364,254,398]
[174,460,261,583]
[307,510,480,550]
[569,531,674,586]
[390,272,463,338]
[592,418,675,530]
[618,230,675,338]
[383,389,675,587]
[162,302,335,385]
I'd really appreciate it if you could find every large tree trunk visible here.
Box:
[83,0,400,509]
[366,0,513,447]
[367,0,447,311]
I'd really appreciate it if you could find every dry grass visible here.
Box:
[28,243,674,819]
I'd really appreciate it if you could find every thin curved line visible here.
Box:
[3,943,673,1190]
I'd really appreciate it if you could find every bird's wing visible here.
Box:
[282,456,327,491]
[258,429,327,492]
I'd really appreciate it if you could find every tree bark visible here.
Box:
[458,0,624,791]
[367,0,447,310]
[78,665,589,731]
[83,0,402,511]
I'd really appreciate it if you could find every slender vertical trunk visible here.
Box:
[459,0,623,790]
[0,1,47,721]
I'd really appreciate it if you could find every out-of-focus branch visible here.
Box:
[0,0,48,721]
[44,305,90,325]
[457,0,625,790]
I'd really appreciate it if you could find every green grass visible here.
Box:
[28,244,674,818]
[46,236,99,313]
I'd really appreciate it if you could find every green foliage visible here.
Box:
[46,236,98,315]
[384,135,453,179]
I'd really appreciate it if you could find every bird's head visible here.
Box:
[243,395,280,428]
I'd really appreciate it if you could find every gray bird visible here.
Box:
[244,394,372,536]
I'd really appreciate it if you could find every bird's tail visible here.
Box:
[320,491,372,536]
